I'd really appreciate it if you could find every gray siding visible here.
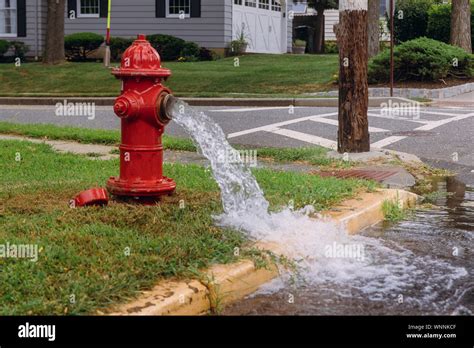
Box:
[0,0,46,58]
[223,0,232,48]
[65,0,229,49]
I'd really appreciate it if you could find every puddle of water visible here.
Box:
[171,101,472,316]
[223,177,473,315]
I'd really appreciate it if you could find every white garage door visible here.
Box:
[233,0,286,54]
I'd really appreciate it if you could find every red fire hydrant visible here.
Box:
[106,34,177,202]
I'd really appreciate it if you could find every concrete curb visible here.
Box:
[0,96,412,108]
[108,188,418,316]
[307,82,474,99]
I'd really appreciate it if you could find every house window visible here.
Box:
[245,0,256,8]
[259,0,269,10]
[77,0,100,18]
[0,0,17,37]
[234,0,242,5]
[271,0,281,12]
[167,0,191,18]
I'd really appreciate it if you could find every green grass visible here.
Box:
[0,121,196,151]
[0,122,349,168]
[0,139,372,315]
[382,199,411,223]
[255,146,333,167]
[0,54,339,97]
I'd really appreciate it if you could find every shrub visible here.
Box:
[147,34,186,61]
[368,37,474,83]
[65,32,104,61]
[229,40,248,56]
[109,37,133,61]
[427,3,474,50]
[9,41,29,59]
[180,41,200,60]
[389,0,435,43]
[198,47,215,61]
[324,41,338,54]
[0,39,9,57]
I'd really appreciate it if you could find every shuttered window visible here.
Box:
[77,0,100,18]
[167,0,191,17]
[157,0,200,18]
[0,0,17,36]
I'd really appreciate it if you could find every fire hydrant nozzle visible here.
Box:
[106,34,177,201]
[157,93,177,125]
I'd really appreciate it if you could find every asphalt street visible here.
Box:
[1,103,473,184]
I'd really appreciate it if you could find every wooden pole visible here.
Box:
[335,0,370,153]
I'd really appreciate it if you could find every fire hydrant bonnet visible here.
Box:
[112,34,171,79]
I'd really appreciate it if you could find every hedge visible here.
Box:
[0,40,9,57]
[65,32,104,61]
[368,37,474,83]
[427,3,474,50]
[390,0,436,43]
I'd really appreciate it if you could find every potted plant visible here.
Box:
[293,40,306,54]
[229,28,248,56]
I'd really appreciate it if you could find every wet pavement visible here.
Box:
[223,177,474,316]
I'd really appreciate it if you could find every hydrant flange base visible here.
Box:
[106,176,176,197]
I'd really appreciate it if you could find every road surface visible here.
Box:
[1,103,473,184]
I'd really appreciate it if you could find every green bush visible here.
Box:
[0,39,9,57]
[229,40,248,56]
[147,34,187,61]
[180,41,200,61]
[109,37,133,61]
[368,37,474,83]
[65,32,104,61]
[9,41,29,59]
[389,0,436,43]
[324,41,338,54]
[427,3,474,49]
[198,47,215,61]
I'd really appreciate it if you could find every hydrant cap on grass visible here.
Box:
[112,34,171,79]
[74,188,109,207]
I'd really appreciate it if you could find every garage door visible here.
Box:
[233,0,286,54]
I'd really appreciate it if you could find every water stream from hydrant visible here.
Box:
[171,101,471,315]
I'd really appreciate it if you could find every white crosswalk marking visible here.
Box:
[310,117,388,133]
[227,112,338,139]
[226,107,474,150]
[267,128,337,149]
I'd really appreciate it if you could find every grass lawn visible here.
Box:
[0,54,339,97]
[0,122,350,168]
[0,139,374,315]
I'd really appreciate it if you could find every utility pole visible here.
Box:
[335,0,370,153]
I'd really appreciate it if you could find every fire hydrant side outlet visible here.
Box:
[107,34,176,200]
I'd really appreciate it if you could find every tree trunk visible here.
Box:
[451,0,472,53]
[367,0,380,58]
[313,3,326,54]
[43,0,65,65]
[335,0,370,153]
